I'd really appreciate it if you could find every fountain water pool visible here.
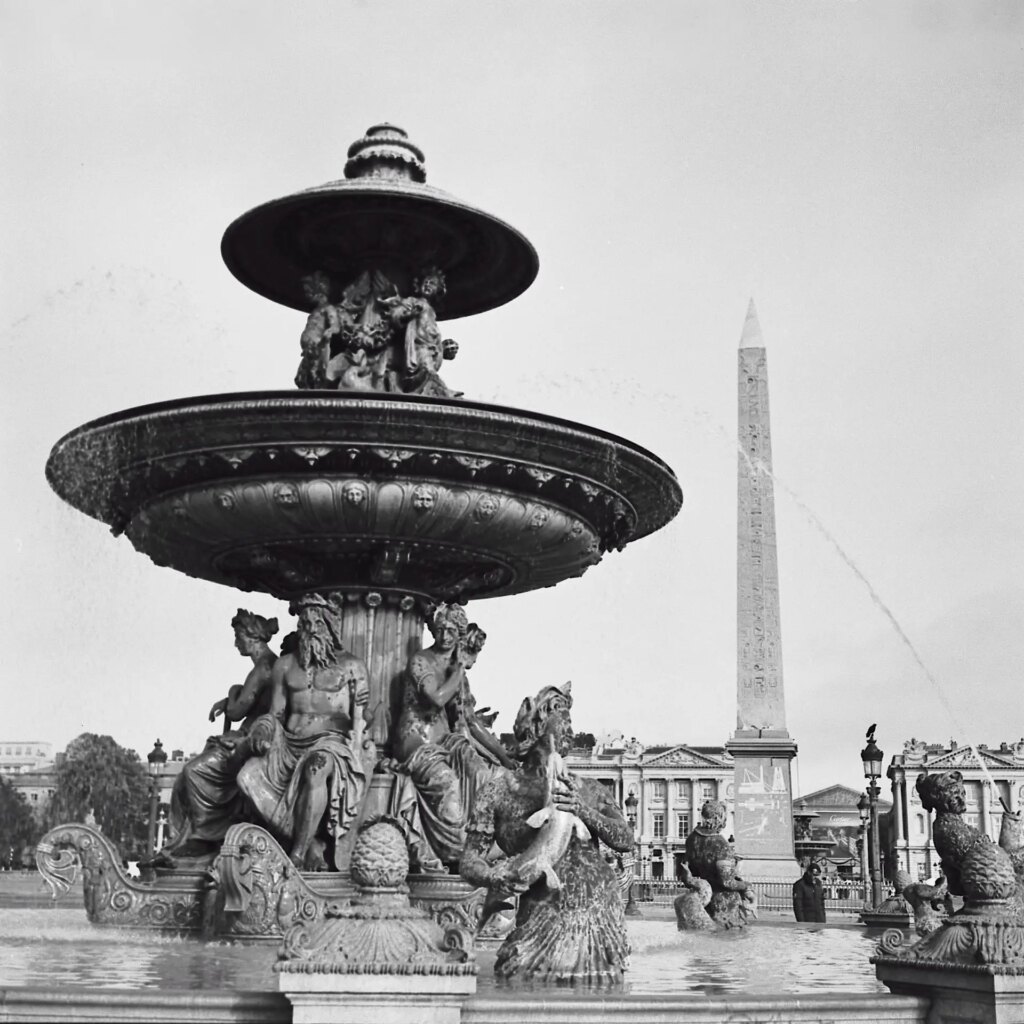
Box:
[0,909,884,997]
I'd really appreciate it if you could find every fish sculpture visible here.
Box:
[479,732,591,928]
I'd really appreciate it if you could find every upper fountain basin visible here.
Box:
[46,392,682,601]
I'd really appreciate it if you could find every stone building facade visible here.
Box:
[565,738,734,880]
[887,737,1024,880]
[0,741,53,775]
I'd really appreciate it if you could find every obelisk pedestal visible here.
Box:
[725,301,798,880]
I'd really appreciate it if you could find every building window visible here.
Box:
[650,780,666,802]
[676,813,690,838]
[652,813,666,838]
[31,793,38,802]
[675,780,689,801]
[916,813,926,835]
[700,782,716,802]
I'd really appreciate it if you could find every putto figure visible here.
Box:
[460,682,633,985]
[379,267,459,397]
[154,609,281,866]
[294,265,460,397]
[237,594,373,871]
[294,272,343,389]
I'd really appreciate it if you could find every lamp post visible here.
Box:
[146,739,167,857]
[623,791,642,917]
[860,728,884,909]
[857,792,871,904]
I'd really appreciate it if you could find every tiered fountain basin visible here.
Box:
[46,392,681,603]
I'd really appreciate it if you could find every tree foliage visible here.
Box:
[0,776,39,854]
[47,734,150,856]
[572,732,597,750]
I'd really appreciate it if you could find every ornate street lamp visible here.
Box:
[623,790,642,917]
[857,791,871,903]
[146,739,167,857]
[860,727,884,908]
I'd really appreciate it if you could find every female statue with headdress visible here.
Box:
[155,609,280,865]
[392,604,513,868]
[460,682,633,985]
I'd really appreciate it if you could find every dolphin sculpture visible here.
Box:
[479,730,591,929]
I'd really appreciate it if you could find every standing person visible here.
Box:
[793,861,827,922]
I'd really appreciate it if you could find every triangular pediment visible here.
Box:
[799,785,865,807]
[918,747,1016,771]
[643,745,730,768]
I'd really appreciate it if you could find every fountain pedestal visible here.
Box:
[876,959,1024,1024]
[277,820,476,1024]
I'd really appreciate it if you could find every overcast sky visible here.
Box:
[2,1,1022,797]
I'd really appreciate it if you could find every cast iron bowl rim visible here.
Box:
[46,390,683,533]
[220,177,540,319]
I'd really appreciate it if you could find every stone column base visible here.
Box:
[279,970,477,1024]
[877,960,1024,1024]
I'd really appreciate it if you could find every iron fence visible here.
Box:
[630,877,884,916]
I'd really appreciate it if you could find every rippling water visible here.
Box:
[0,910,883,995]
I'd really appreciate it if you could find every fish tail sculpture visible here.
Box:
[517,735,591,891]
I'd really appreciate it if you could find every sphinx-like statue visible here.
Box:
[916,771,1018,903]
[236,593,374,871]
[153,609,281,866]
[460,682,633,985]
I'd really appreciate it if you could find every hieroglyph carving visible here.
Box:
[736,347,786,731]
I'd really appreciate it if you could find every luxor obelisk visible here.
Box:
[725,300,798,879]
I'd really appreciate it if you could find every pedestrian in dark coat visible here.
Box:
[793,862,826,922]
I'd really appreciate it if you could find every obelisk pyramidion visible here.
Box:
[725,300,798,879]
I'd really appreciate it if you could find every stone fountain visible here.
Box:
[37,123,681,1000]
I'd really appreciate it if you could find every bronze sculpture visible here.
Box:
[154,609,280,866]
[680,800,756,929]
[460,683,632,984]
[236,594,373,871]
[40,123,682,974]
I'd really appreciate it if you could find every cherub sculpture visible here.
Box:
[379,267,460,397]
[294,272,343,389]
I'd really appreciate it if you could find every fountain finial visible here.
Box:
[344,123,426,183]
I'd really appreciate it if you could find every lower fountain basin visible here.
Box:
[0,908,884,995]
[46,392,682,601]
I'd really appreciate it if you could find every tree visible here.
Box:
[0,777,38,861]
[46,734,150,857]
[572,732,597,751]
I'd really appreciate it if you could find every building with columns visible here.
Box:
[886,737,1024,880]
[565,739,733,881]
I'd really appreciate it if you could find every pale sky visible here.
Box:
[2,1,1022,798]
